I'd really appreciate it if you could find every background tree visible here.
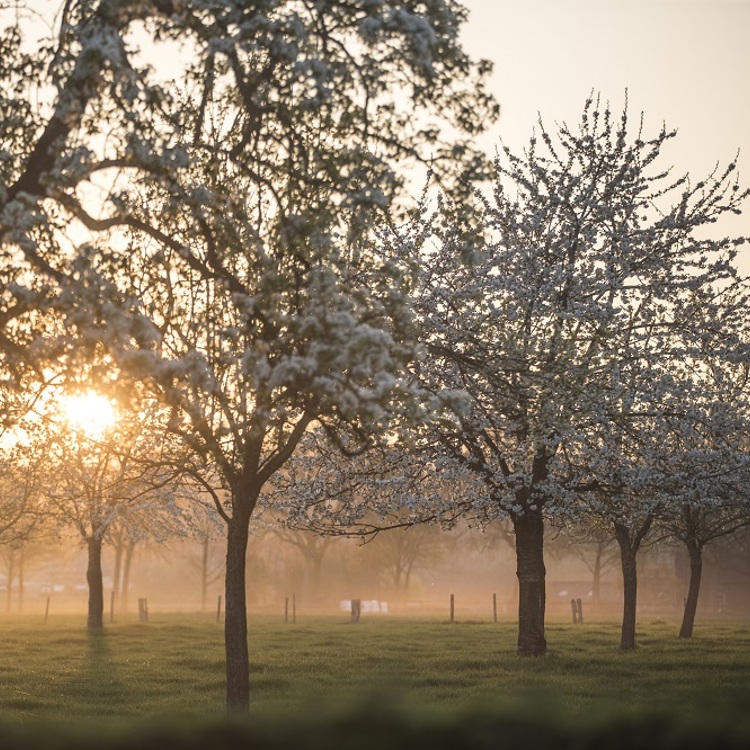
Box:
[656,287,750,639]
[548,521,619,607]
[181,495,227,613]
[271,525,336,604]
[412,96,748,656]
[38,391,179,629]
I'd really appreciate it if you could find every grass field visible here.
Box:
[1,613,750,747]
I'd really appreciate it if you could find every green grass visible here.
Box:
[0,615,750,723]
[1,613,749,730]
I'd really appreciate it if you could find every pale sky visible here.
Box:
[458,0,750,252]
[461,0,750,176]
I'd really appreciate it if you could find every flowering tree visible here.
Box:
[414,97,748,656]
[0,442,43,548]
[38,395,181,630]
[652,292,750,639]
[0,0,497,710]
[548,521,619,607]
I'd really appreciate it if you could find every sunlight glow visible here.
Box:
[62,392,118,439]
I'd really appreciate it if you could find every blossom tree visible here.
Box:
[413,97,748,656]
[38,393,181,630]
[653,290,750,639]
[0,0,498,711]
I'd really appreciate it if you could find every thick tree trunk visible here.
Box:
[513,507,547,656]
[679,540,703,639]
[225,512,251,712]
[87,537,104,631]
[614,521,645,651]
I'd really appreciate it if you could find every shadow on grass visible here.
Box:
[54,629,131,719]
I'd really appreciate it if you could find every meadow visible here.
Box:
[1,613,750,748]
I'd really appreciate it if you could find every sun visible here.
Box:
[62,392,118,439]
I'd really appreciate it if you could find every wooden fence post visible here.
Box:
[450,593,455,623]
[216,595,222,623]
[44,596,50,624]
[576,598,583,624]
[350,599,361,623]
[571,599,578,624]
[285,596,289,624]
[493,593,498,624]
[138,597,149,623]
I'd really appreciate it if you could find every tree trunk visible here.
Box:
[6,549,14,613]
[679,539,703,639]
[614,522,638,650]
[592,543,603,606]
[225,512,251,713]
[87,536,104,630]
[513,507,547,656]
[112,542,124,610]
[18,546,24,613]
[201,536,210,612]
[120,540,135,612]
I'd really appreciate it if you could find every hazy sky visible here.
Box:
[460,0,749,174]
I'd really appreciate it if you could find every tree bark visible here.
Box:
[679,539,703,639]
[87,536,104,631]
[613,518,651,651]
[225,512,251,712]
[513,507,547,656]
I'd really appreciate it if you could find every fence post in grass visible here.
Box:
[285,596,289,624]
[576,598,583,624]
[351,598,361,623]
[216,595,222,623]
[138,597,149,623]
[44,595,50,624]
[571,599,578,624]
[450,593,455,623]
[110,590,115,623]
[493,593,498,624]
[293,593,296,624]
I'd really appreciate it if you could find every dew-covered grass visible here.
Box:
[1,612,749,730]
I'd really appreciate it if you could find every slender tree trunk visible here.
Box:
[87,536,104,630]
[112,542,123,610]
[121,541,135,612]
[513,507,547,656]
[18,547,24,613]
[592,543,603,606]
[201,536,210,612]
[6,549,14,613]
[225,511,251,712]
[310,553,323,601]
[679,540,703,639]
